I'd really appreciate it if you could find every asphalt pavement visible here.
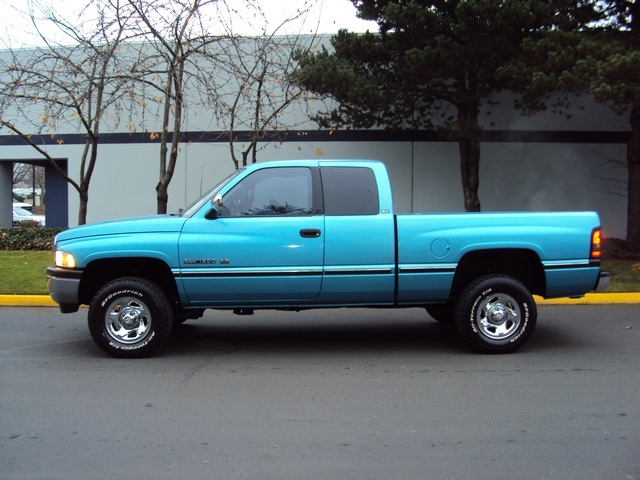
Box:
[1,305,639,480]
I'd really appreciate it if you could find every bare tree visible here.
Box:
[212,1,322,169]
[123,0,322,211]
[219,37,321,169]
[12,163,32,188]
[12,163,45,204]
[0,0,138,224]
[124,0,237,214]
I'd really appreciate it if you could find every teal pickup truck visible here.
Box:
[47,160,609,358]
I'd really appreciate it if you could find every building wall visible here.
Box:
[0,126,629,239]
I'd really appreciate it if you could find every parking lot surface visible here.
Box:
[1,305,639,480]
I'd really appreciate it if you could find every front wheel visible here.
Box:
[88,277,174,358]
[454,275,537,353]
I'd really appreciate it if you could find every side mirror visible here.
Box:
[204,208,219,220]
[204,194,224,220]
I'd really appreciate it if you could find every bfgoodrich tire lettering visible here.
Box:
[454,274,537,353]
[88,277,173,358]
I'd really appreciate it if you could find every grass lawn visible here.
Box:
[601,259,640,292]
[1,250,639,296]
[0,251,52,295]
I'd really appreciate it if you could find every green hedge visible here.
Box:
[0,228,65,251]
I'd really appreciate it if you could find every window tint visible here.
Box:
[223,167,314,216]
[321,167,379,215]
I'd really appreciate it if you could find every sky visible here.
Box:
[260,0,377,34]
[0,0,378,48]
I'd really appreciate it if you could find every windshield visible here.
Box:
[178,168,244,217]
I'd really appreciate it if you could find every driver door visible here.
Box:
[178,166,324,306]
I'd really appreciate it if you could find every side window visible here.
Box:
[223,167,314,216]
[321,167,379,215]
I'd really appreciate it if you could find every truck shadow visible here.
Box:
[164,310,464,357]
[162,309,584,358]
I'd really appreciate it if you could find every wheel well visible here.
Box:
[450,249,545,298]
[78,257,179,306]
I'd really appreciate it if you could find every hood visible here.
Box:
[56,215,188,242]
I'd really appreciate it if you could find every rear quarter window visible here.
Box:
[321,167,379,215]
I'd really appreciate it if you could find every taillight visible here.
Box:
[591,228,602,259]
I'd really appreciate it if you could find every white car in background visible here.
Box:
[12,202,33,212]
[12,206,45,227]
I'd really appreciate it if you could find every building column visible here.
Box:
[44,161,69,228]
[0,162,12,228]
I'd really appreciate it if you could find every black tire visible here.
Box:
[88,277,173,358]
[454,274,537,354]
[425,302,455,325]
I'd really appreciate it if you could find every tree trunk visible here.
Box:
[156,145,170,214]
[78,190,88,226]
[157,70,173,215]
[156,128,181,214]
[458,134,481,212]
[156,186,168,214]
[156,62,185,215]
[457,100,482,212]
[626,103,640,252]
[156,130,170,214]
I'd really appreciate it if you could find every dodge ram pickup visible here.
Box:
[47,159,610,358]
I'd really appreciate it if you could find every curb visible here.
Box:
[535,293,640,305]
[0,295,59,307]
[1,293,639,307]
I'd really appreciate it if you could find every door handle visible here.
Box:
[299,229,321,238]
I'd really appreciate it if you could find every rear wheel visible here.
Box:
[88,277,173,358]
[454,275,536,353]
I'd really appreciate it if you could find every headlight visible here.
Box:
[55,251,77,269]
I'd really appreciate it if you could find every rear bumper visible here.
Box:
[46,266,82,313]
[595,271,610,293]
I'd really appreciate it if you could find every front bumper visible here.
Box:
[47,266,83,313]
[594,271,611,293]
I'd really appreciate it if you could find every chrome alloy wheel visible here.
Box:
[105,297,152,344]
[476,293,521,340]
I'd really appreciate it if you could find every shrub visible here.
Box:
[602,237,640,260]
[0,228,64,251]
